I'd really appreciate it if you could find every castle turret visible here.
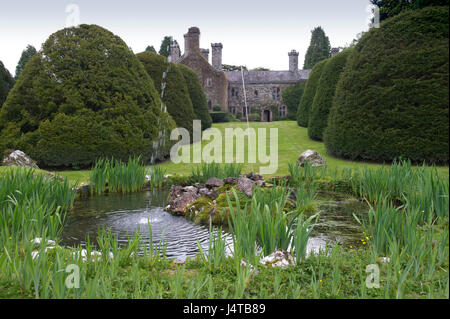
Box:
[288,50,299,73]
[211,43,223,71]
[169,42,180,63]
[184,27,200,56]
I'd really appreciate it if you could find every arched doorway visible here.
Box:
[263,110,272,122]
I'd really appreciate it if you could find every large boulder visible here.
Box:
[165,185,200,215]
[236,177,256,197]
[259,249,295,268]
[2,150,38,168]
[297,149,326,167]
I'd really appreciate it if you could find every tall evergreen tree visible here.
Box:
[303,27,331,69]
[159,37,180,58]
[0,61,14,108]
[15,45,37,79]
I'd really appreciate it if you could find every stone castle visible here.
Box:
[170,27,311,122]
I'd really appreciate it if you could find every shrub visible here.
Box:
[0,61,14,108]
[324,7,449,164]
[177,64,212,130]
[210,111,238,123]
[282,82,306,120]
[212,104,222,111]
[308,48,352,141]
[137,51,196,135]
[0,25,175,168]
[296,59,328,127]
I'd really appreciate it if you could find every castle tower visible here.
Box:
[169,42,180,63]
[211,43,223,70]
[201,48,210,62]
[288,50,299,73]
[184,27,200,56]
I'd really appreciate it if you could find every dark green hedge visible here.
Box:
[0,24,175,168]
[308,49,352,141]
[177,64,212,130]
[324,7,449,164]
[0,61,14,108]
[136,51,196,136]
[296,59,328,127]
[282,82,306,120]
[210,111,237,123]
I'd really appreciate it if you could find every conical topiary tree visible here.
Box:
[177,63,212,130]
[137,51,196,136]
[296,59,328,127]
[324,7,449,164]
[0,24,175,168]
[308,48,352,141]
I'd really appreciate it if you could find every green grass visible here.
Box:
[45,122,448,183]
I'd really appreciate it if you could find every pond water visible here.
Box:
[61,190,367,261]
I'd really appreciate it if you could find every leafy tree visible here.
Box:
[177,64,212,130]
[250,67,270,71]
[296,59,328,127]
[0,61,14,108]
[324,7,449,164]
[137,51,196,136]
[282,82,306,120]
[308,48,352,141]
[303,27,331,69]
[146,45,156,53]
[15,45,37,79]
[370,0,449,21]
[0,25,175,168]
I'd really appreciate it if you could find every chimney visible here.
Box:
[184,27,200,57]
[211,43,223,70]
[288,50,299,73]
[169,43,180,63]
[201,48,209,62]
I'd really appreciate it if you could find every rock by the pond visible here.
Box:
[245,172,264,181]
[199,187,219,200]
[297,150,326,167]
[236,177,255,197]
[205,177,223,188]
[224,177,238,185]
[259,249,295,268]
[166,185,200,215]
[2,150,39,168]
[76,183,90,194]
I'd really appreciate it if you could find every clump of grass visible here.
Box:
[90,156,147,195]
[147,166,166,188]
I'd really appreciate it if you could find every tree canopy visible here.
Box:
[0,61,14,108]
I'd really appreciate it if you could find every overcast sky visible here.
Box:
[0,0,374,75]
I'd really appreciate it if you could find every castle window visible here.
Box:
[207,78,212,87]
[231,87,239,99]
[208,100,212,110]
[254,90,259,99]
[279,105,287,118]
[272,87,280,100]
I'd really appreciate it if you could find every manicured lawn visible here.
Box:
[2,121,448,183]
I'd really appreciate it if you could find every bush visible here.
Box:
[210,111,238,123]
[247,113,261,122]
[0,24,175,168]
[324,7,449,164]
[308,48,352,141]
[177,64,212,130]
[296,59,328,127]
[137,51,196,136]
[212,105,222,111]
[0,61,14,108]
